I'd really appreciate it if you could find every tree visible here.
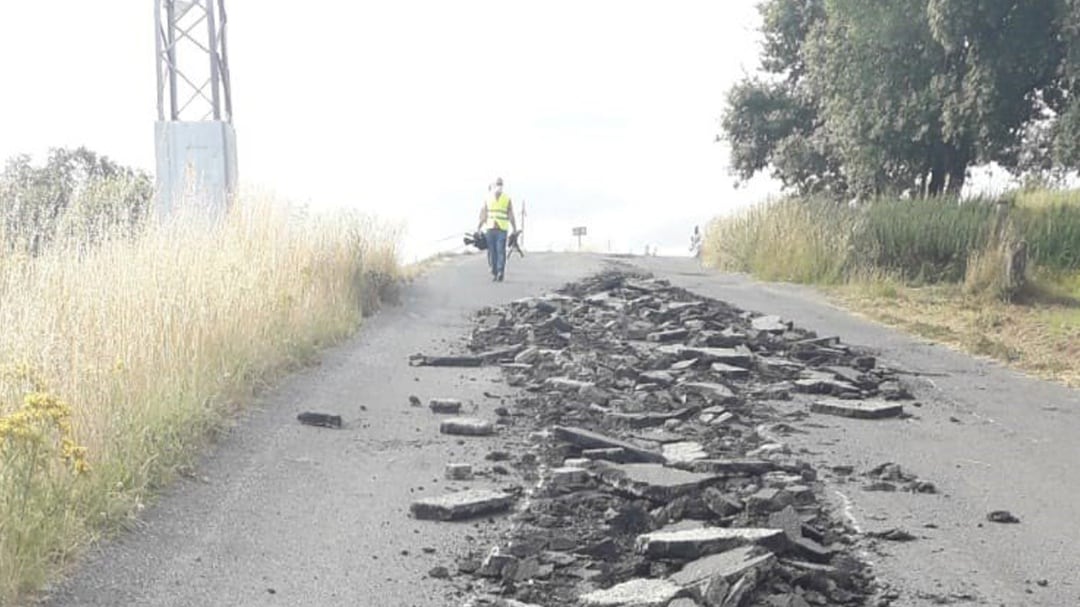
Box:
[1049,0,1080,169]
[721,0,1067,197]
[721,0,846,196]
[0,147,153,254]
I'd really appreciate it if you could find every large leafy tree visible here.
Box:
[1050,0,1080,168]
[722,0,1067,197]
[721,0,846,196]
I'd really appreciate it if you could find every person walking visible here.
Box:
[476,177,517,282]
[690,225,702,259]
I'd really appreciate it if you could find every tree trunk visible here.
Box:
[927,167,947,196]
[945,163,966,195]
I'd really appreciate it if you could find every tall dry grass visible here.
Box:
[0,194,400,604]
[704,193,1080,297]
[702,197,857,284]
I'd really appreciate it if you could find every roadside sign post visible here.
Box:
[572,226,587,250]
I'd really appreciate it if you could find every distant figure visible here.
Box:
[476,177,518,282]
[690,225,702,259]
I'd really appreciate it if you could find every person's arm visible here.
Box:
[507,200,518,232]
[477,204,487,231]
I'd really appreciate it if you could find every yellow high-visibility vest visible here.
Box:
[486,193,511,230]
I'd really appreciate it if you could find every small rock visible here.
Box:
[408,395,422,407]
[987,510,1021,524]
[428,565,451,579]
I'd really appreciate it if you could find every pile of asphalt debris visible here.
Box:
[409,270,921,607]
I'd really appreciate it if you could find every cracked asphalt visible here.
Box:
[39,254,1080,607]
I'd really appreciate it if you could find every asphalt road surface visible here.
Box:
[40,253,1080,607]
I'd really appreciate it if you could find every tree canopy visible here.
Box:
[722,0,1072,198]
[0,147,152,253]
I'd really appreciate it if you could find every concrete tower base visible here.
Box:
[154,121,238,219]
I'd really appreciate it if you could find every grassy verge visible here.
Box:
[703,191,1080,387]
[0,196,400,605]
[830,279,1080,387]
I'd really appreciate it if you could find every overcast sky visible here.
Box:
[0,1,787,259]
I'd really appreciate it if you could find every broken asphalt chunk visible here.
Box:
[296,412,342,429]
[410,489,514,521]
[668,545,776,604]
[552,425,665,463]
[637,523,785,560]
[711,362,752,380]
[661,345,754,368]
[439,417,495,436]
[647,328,690,343]
[544,377,595,393]
[810,398,903,420]
[445,463,474,481]
[680,382,738,405]
[662,441,709,465]
[582,447,630,463]
[794,378,860,396]
[408,353,483,367]
[608,408,695,429]
[751,314,790,333]
[688,459,784,476]
[578,578,683,607]
[599,463,722,503]
[429,398,463,414]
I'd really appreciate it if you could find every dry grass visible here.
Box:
[830,279,1080,387]
[702,192,1080,389]
[0,194,400,605]
[702,198,855,283]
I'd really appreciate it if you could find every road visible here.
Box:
[40,253,1080,607]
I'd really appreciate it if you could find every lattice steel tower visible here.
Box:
[154,0,238,217]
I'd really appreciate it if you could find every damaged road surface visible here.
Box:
[42,255,1080,607]
[424,270,904,607]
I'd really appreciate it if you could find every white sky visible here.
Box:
[0,1,782,260]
